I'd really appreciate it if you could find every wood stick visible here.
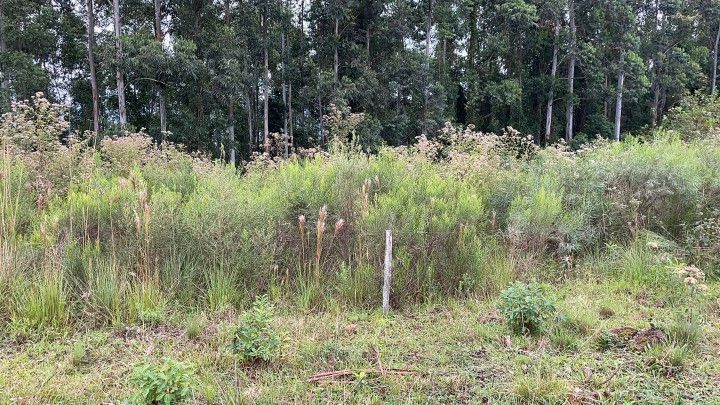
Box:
[383,229,392,314]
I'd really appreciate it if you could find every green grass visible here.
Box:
[2,279,720,403]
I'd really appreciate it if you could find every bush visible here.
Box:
[498,282,556,335]
[129,358,196,404]
[231,296,280,363]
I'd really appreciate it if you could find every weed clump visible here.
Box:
[129,358,197,404]
[231,296,280,363]
[498,282,556,335]
[645,343,691,377]
[512,362,567,403]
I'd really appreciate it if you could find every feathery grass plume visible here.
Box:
[315,206,327,281]
[298,214,307,264]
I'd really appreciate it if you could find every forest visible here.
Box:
[1,0,720,158]
[3,0,720,404]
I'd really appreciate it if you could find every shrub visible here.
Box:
[498,282,556,335]
[129,358,196,404]
[335,263,378,308]
[231,296,280,363]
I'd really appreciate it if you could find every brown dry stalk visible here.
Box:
[307,368,416,383]
[314,205,327,281]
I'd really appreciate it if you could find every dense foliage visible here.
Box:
[2,95,720,332]
[498,282,556,335]
[129,358,197,404]
[231,295,281,363]
[1,0,719,159]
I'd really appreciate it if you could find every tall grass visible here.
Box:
[1,95,719,330]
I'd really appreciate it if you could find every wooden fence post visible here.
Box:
[383,229,392,314]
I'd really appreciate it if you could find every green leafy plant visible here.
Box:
[498,282,556,335]
[231,295,280,363]
[129,358,196,404]
[69,340,86,367]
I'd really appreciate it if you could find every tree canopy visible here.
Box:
[1,0,719,158]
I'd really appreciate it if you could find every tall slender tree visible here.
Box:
[113,0,127,129]
[544,18,560,144]
[712,21,719,96]
[613,51,625,141]
[224,0,236,164]
[565,0,576,143]
[262,4,270,154]
[86,0,100,133]
[154,0,167,134]
[0,4,7,93]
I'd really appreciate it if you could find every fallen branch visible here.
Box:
[307,368,416,383]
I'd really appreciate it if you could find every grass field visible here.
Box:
[4,96,720,403]
[3,275,719,404]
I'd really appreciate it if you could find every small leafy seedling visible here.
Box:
[498,282,556,335]
[129,358,196,404]
[231,295,280,363]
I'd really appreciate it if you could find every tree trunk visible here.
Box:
[225,0,236,164]
[712,21,720,96]
[0,5,8,91]
[158,93,167,134]
[86,0,100,134]
[334,17,339,82]
[422,0,433,135]
[564,0,575,144]
[247,91,253,152]
[425,0,432,64]
[154,0,162,41]
[614,54,626,142]
[154,0,166,134]
[544,21,559,145]
[282,31,288,157]
[263,9,270,154]
[318,96,324,145]
[228,104,236,164]
[366,26,371,58]
[650,1,662,127]
[288,82,294,153]
[113,0,127,129]
[467,0,478,73]
[299,0,305,140]
[651,79,660,127]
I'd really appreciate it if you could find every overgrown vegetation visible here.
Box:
[3,95,720,402]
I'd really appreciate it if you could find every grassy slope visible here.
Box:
[3,277,720,404]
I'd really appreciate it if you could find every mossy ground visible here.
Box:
[3,276,719,404]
